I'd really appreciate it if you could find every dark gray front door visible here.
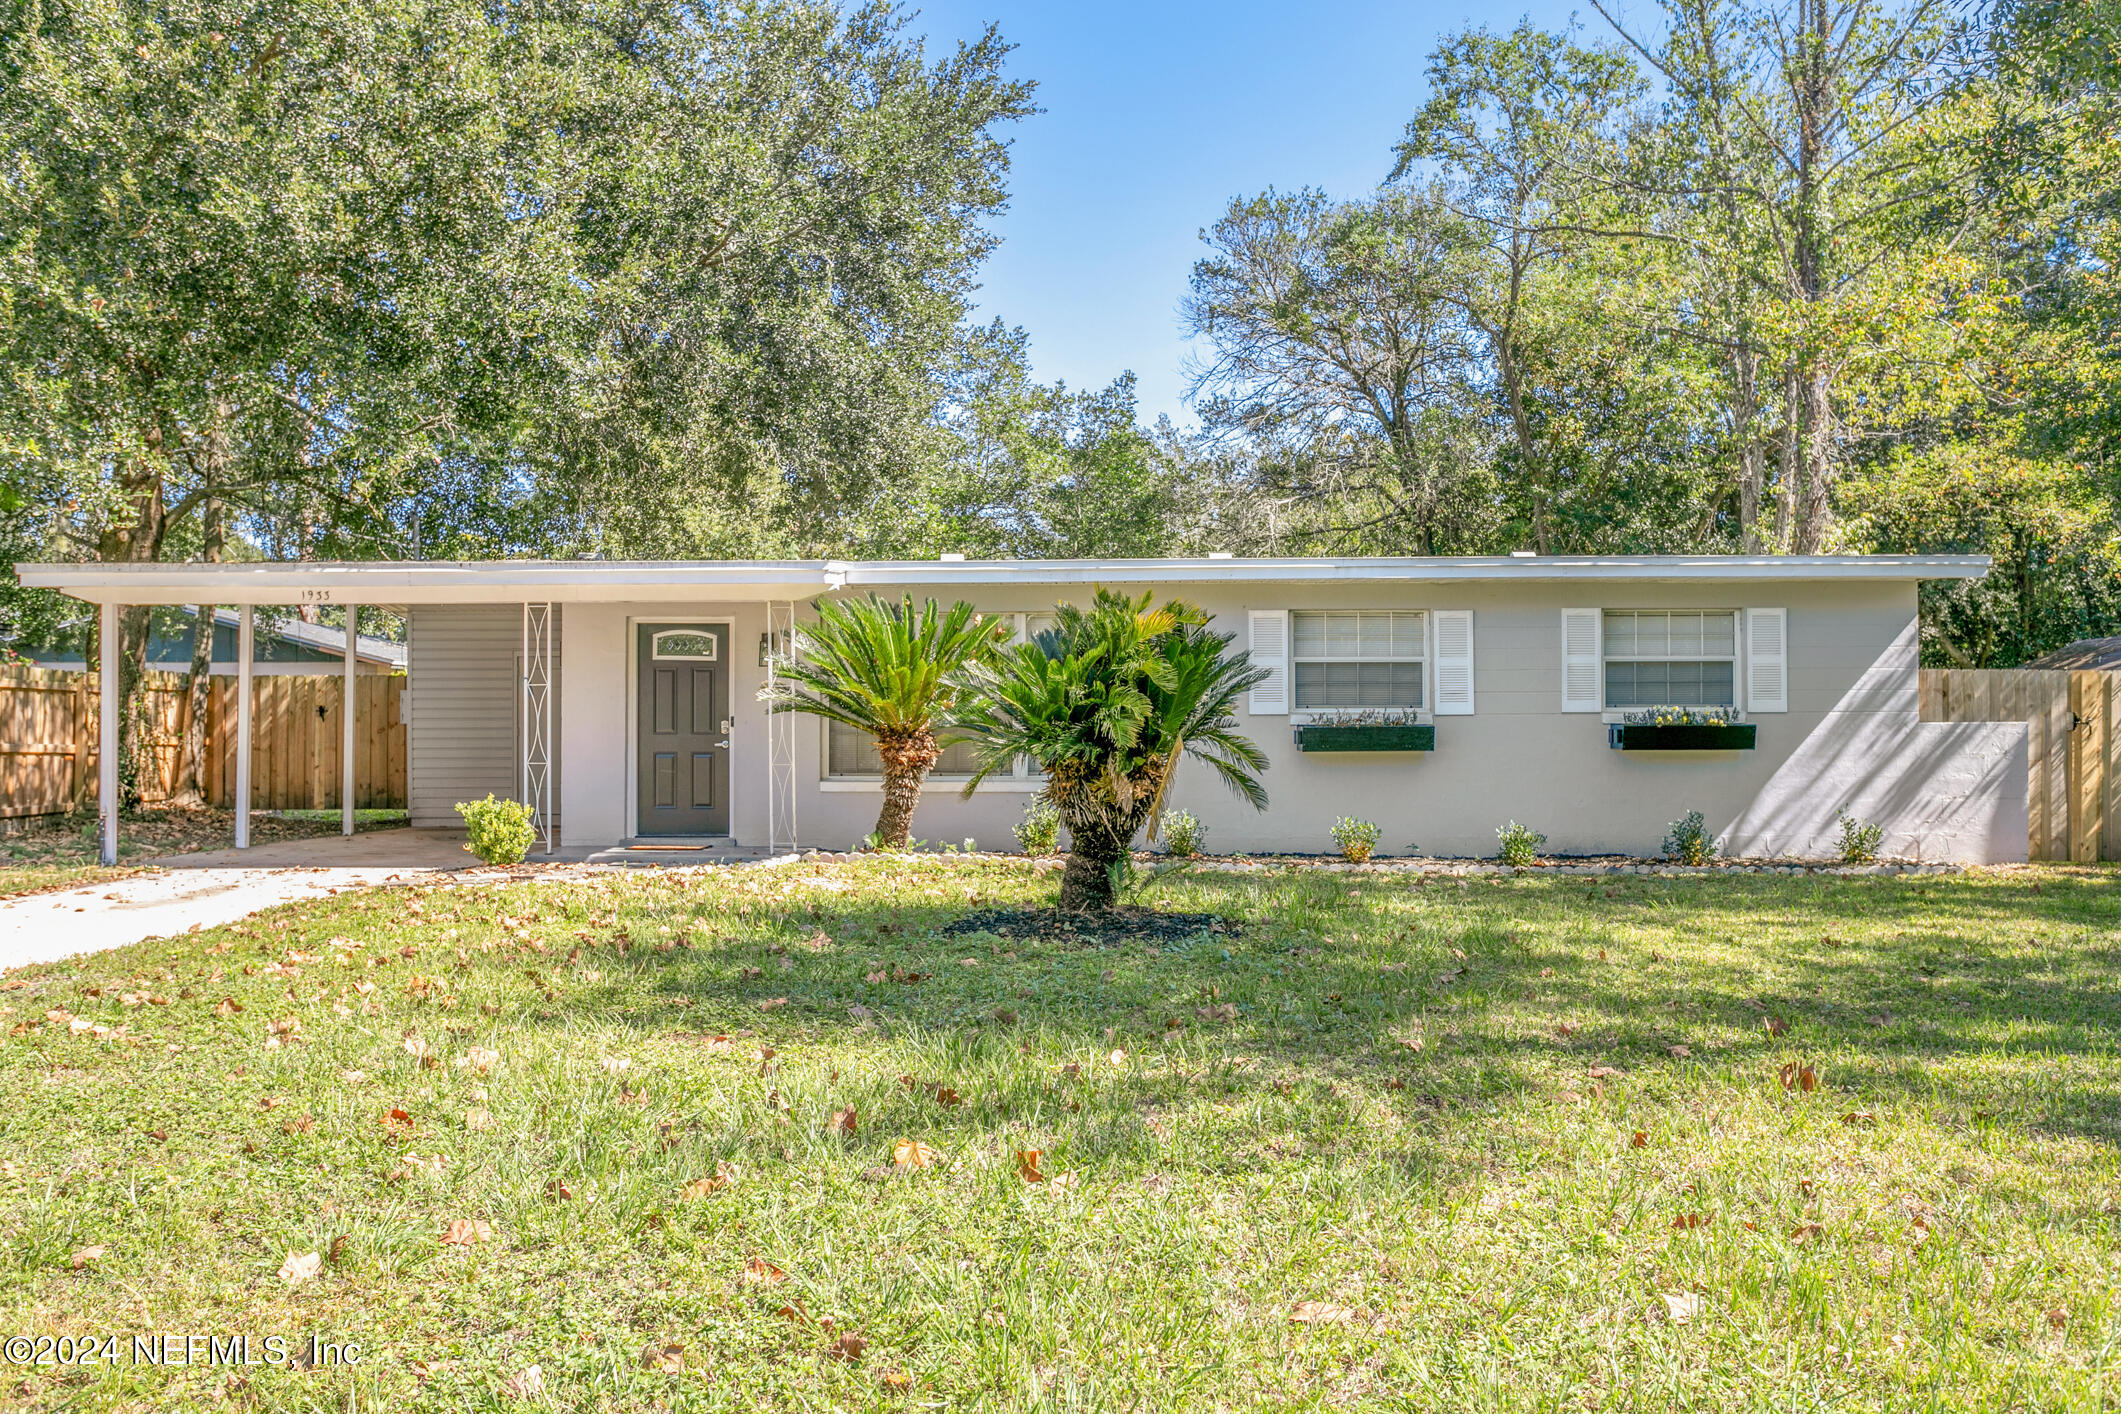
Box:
[636,623,730,836]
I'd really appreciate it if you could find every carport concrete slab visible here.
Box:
[154,827,476,871]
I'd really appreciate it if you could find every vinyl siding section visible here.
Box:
[407,605,563,833]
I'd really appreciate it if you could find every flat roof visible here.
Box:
[14,554,1992,606]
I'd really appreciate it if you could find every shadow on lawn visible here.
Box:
[579,864,2121,1153]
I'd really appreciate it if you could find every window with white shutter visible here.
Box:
[1561,608,1602,712]
[1745,607,1788,713]
[1248,609,1289,716]
[1432,610,1474,715]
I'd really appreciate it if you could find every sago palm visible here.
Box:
[762,596,1009,849]
[957,588,1268,910]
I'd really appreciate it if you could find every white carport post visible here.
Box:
[342,612,357,835]
[235,606,254,850]
[98,601,119,866]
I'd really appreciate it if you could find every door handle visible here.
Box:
[715,740,730,750]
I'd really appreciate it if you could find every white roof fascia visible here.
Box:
[12,560,842,606]
[838,555,1992,585]
[13,554,1989,606]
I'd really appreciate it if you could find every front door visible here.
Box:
[636,623,731,836]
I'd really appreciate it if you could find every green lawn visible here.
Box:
[2,860,2116,1411]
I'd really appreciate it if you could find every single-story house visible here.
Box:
[20,605,405,675]
[16,555,2029,866]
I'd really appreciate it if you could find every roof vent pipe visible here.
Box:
[1509,550,1536,558]
[938,553,966,562]
[1207,551,1235,560]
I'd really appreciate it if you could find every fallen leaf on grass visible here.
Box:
[831,1105,858,1135]
[383,1108,415,1137]
[1660,1292,1704,1324]
[439,1218,493,1246]
[1586,1065,1620,1079]
[1763,1017,1789,1037]
[545,1179,575,1201]
[1630,1131,1649,1148]
[759,997,789,1012]
[881,1369,911,1391]
[1015,1149,1047,1183]
[1777,1062,1820,1092]
[1788,1222,1824,1242]
[1289,1301,1361,1325]
[638,1342,684,1373]
[69,1244,106,1269]
[599,1056,631,1073]
[1841,1110,1878,1127]
[2047,1306,2068,1331]
[776,1302,809,1324]
[278,1250,321,1284]
[327,1234,349,1264]
[680,1162,737,1199]
[1671,1213,1704,1230]
[1197,1003,1237,1022]
[501,1366,545,1399]
[830,1332,867,1363]
[743,1256,788,1285]
[456,1046,500,1074]
[1666,1044,1692,1059]
[464,1109,495,1131]
[892,1138,941,1169]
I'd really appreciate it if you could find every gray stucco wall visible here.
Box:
[520,577,2023,863]
[406,605,561,832]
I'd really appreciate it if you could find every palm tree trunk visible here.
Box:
[870,728,939,849]
[1058,814,1131,911]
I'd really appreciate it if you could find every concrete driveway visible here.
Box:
[0,829,471,972]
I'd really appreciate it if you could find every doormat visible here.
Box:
[627,844,715,851]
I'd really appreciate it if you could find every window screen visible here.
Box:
[1601,611,1737,708]
[1291,611,1426,710]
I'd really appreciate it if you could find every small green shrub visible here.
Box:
[1158,808,1205,857]
[1495,820,1545,866]
[1663,810,1717,865]
[1331,816,1381,862]
[455,795,535,866]
[1837,810,1886,864]
[1012,798,1062,856]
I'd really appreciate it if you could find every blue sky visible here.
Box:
[910,0,1587,427]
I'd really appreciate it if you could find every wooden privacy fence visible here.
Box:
[0,664,405,825]
[1920,668,2121,862]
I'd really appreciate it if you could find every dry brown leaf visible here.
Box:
[464,1108,495,1131]
[1763,1017,1789,1037]
[831,1105,858,1135]
[1671,1213,1704,1230]
[759,997,789,1011]
[1630,1130,1649,1148]
[1660,1291,1704,1324]
[1841,1110,1878,1127]
[327,1234,350,1264]
[638,1342,684,1373]
[1666,1044,1692,1058]
[69,1244,106,1269]
[1587,1065,1620,1079]
[1015,1149,1047,1183]
[458,1046,501,1074]
[1788,1222,1824,1242]
[2047,1306,2068,1331]
[383,1107,415,1137]
[546,1178,575,1201]
[278,1250,322,1284]
[743,1256,788,1285]
[881,1368,912,1391]
[500,1365,545,1399]
[830,1332,867,1363]
[1289,1300,1361,1325]
[892,1138,941,1169]
[775,1302,809,1324]
[439,1218,493,1246]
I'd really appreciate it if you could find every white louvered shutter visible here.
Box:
[1561,608,1602,712]
[1247,609,1289,715]
[1432,610,1474,715]
[1746,607,1788,713]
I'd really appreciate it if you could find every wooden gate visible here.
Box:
[0,666,406,826]
[1920,669,2121,862]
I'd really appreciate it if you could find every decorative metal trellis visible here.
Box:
[521,602,554,855]
[765,600,799,853]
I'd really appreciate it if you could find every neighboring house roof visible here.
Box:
[2019,636,2121,671]
[14,554,1995,607]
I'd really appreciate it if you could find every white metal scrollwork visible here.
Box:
[522,602,554,855]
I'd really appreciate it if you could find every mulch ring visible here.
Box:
[943,906,1239,945]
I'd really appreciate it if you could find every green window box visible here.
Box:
[1609,723,1757,751]
[1295,723,1435,753]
